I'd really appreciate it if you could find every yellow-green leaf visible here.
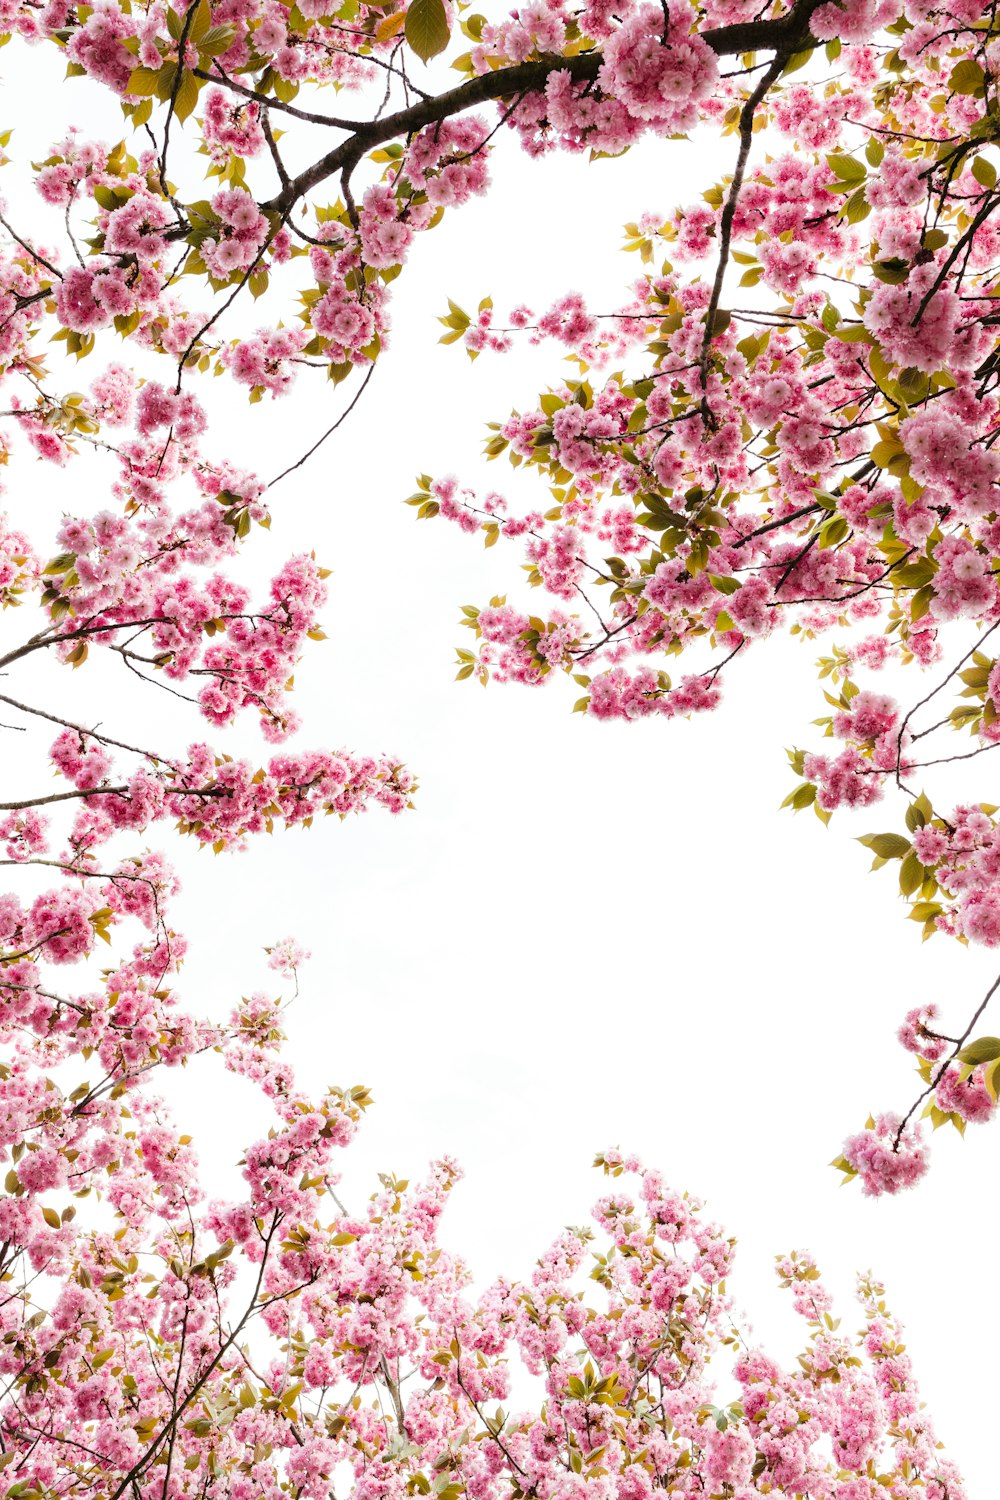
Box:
[972,154,997,189]
[950,59,985,94]
[172,68,199,123]
[957,1035,1000,1066]
[405,0,450,61]
[127,66,161,97]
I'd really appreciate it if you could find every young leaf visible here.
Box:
[405,0,450,62]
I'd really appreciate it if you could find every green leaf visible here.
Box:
[872,257,909,285]
[895,558,936,588]
[127,66,161,96]
[956,1036,1000,1066]
[93,183,121,211]
[826,152,867,186]
[172,68,199,122]
[905,801,925,833]
[911,584,934,622]
[985,1058,1000,1101]
[871,438,904,468]
[899,848,923,897]
[898,365,928,399]
[273,73,299,104]
[199,23,235,56]
[842,186,870,224]
[909,901,942,922]
[189,0,212,42]
[950,59,985,95]
[859,832,911,860]
[819,515,849,548]
[972,154,997,189]
[156,61,178,101]
[708,574,741,595]
[404,0,450,61]
[781,46,813,75]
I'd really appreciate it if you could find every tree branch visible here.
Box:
[262,1,827,214]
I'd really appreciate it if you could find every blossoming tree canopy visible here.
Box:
[0,0,985,1476]
[0,0,994,1429]
[0,1074,973,1500]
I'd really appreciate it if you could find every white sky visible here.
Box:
[1,42,998,1494]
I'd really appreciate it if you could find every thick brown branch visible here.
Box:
[262,1,826,214]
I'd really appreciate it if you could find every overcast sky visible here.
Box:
[2,45,998,1493]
